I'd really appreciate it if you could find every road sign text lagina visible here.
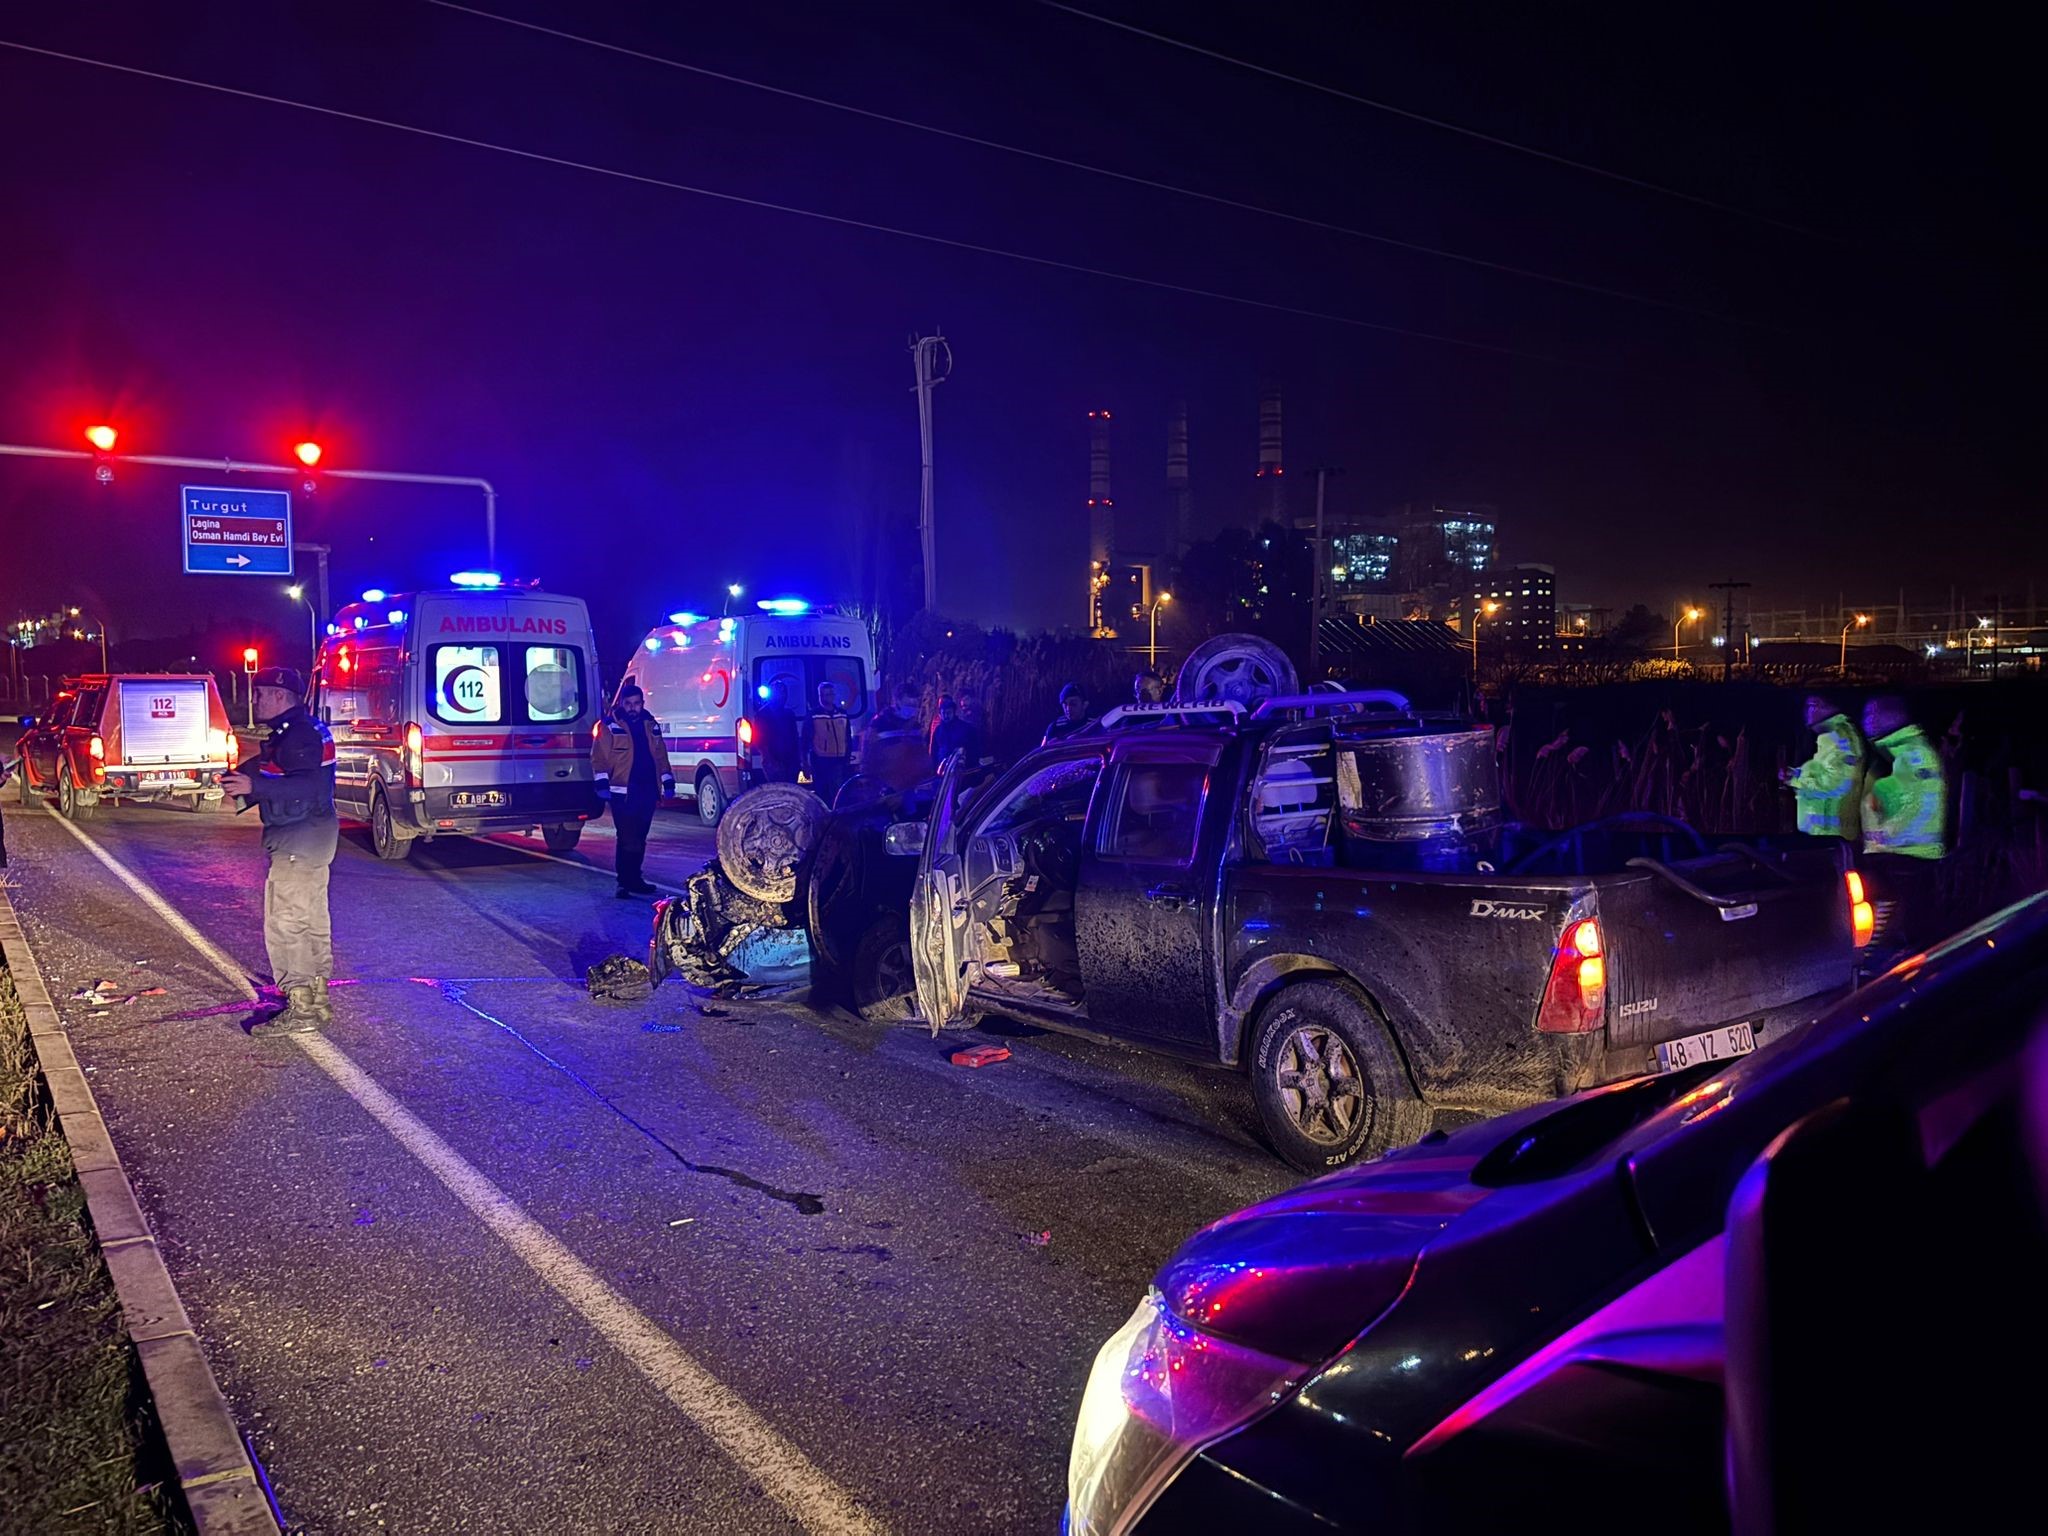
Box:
[181,485,294,576]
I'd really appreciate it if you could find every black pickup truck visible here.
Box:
[903,693,1867,1171]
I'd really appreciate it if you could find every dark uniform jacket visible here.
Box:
[237,704,336,843]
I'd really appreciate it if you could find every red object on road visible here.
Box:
[950,1044,1010,1068]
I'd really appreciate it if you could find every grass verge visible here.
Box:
[0,962,181,1533]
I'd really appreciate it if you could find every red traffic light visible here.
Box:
[242,646,260,669]
[84,424,118,452]
[292,440,323,468]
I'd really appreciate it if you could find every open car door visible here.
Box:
[910,751,975,1030]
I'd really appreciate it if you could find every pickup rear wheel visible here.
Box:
[1249,980,1428,1173]
[57,766,96,822]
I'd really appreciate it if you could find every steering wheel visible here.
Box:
[1506,811,1708,876]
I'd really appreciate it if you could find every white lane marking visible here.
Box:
[476,830,687,894]
[40,810,882,1536]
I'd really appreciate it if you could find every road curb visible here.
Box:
[0,888,282,1536]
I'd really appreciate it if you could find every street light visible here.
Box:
[1838,612,1870,677]
[1471,599,1500,677]
[1673,606,1702,660]
[722,582,744,616]
[286,584,318,671]
[1145,592,1173,668]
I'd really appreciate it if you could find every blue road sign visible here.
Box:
[182,486,293,575]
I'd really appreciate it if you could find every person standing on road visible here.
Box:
[1860,694,1948,951]
[750,678,801,785]
[1782,693,1867,842]
[592,682,673,900]
[860,683,926,790]
[218,668,338,1033]
[928,694,980,772]
[1041,683,1093,746]
[808,680,854,806]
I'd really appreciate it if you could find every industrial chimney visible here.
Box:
[1087,409,1114,629]
[1254,382,1285,522]
[1167,401,1192,556]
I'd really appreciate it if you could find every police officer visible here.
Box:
[1041,683,1093,746]
[219,667,338,1033]
[1782,693,1867,842]
[1860,694,1948,950]
[592,682,674,899]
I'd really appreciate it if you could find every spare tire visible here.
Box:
[1171,633,1298,709]
[716,783,828,903]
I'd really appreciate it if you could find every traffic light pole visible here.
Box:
[0,443,500,566]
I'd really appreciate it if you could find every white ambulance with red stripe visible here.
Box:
[624,599,875,826]
[312,573,602,861]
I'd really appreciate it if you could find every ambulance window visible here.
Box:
[430,645,504,725]
[523,646,584,723]
[750,657,868,716]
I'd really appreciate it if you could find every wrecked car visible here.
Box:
[901,688,1868,1172]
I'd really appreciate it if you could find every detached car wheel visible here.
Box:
[716,783,827,903]
[370,789,415,862]
[1249,980,1428,1173]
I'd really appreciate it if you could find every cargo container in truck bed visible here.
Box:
[900,691,1868,1171]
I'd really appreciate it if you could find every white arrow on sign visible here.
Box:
[226,554,251,567]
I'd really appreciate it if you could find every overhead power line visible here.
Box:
[1035,0,1832,240]
[428,0,1753,327]
[0,36,1598,368]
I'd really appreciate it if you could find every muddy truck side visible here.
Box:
[909,697,1866,1171]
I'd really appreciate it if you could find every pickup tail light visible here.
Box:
[1846,869,1874,948]
[212,727,235,764]
[404,721,424,787]
[88,734,106,779]
[1536,917,1606,1033]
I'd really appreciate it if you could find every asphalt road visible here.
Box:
[0,791,1297,1534]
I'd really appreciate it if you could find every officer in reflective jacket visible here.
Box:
[1859,694,1948,952]
[1783,694,1866,841]
[220,667,338,1032]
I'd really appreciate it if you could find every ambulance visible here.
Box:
[311,573,602,861]
[623,600,875,825]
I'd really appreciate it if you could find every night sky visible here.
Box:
[2,0,2040,657]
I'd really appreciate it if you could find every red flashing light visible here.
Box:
[293,440,323,468]
[84,424,118,452]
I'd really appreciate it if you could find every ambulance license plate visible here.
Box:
[451,790,506,809]
[1656,1022,1756,1073]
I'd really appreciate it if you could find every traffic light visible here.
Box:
[292,439,323,494]
[242,646,260,672]
[84,423,117,483]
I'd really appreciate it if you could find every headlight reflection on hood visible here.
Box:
[1067,1290,1304,1535]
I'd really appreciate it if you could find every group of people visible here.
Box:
[1786,691,1949,948]
[1038,669,1168,748]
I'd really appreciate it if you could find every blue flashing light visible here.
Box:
[756,684,773,700]
[756,597,810,615]
[717,618,736,641]
[667,611,703,626]
[352,615,368,630]
[643,637,663,653]
[324,622,340,637]
[361,588,388,603]
[449,570,502,589]
[671,634,692,648]
[387,609,408,626]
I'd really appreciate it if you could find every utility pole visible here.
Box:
[909,331,952,615]
[1309,467,1341,681]
[1708,578,1751,682]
